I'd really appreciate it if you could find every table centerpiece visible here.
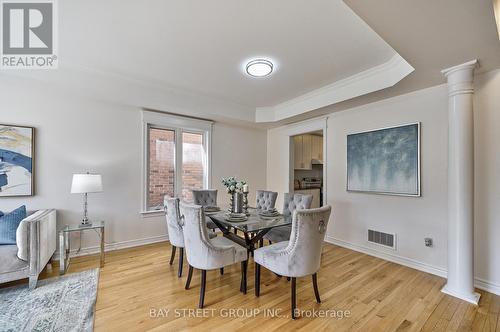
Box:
[221,177,249,215]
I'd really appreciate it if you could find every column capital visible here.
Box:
[442,60,478,97]
[441,59,478,77]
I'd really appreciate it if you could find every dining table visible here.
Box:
[206,207,291,254]
[206,207,291,293]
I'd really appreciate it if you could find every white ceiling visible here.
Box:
[4,0,499,126]
[268,0,500,126]
[60,0,396,107]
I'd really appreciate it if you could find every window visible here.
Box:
[181,132,206,202]
[148,128,176,210]
[142,111,212,212]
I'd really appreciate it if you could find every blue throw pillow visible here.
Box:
[0,205,27,245]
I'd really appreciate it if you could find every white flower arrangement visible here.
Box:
[222,177,247,193]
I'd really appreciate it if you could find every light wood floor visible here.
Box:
[4,241,500,331]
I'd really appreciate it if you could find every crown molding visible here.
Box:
[255,53,414,123]
[1,63,257,125]
[3,54,414,126]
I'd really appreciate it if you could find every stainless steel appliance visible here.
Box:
[299,177,323,207]
[300,177,322,189]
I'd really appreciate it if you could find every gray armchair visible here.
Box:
[192,189,218,207]
[180,203,247,308]
[263,193,313,244]
[164,196,216,278]
[165,197,185,278]
[254,206,332,319]
[255,190,278,211]
[192,189,218,231]
[0,209,57,289]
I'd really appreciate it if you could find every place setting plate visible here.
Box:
[257,208,280,219]
[204,206,221,215]
[224,212,248,222]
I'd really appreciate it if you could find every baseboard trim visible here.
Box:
[53,234,169,260]
[51,232,500,296]
[325,235,447,277]
[324,235,500,296]
[474,277,500,296]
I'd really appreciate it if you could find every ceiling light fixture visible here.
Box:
[245,59,274,77]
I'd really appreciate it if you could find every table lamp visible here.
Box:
[71,173,103,227]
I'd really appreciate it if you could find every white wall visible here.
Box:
[267,69,500,295]
[2,66,498,294]
[212,122,268,207]
[326,85,449,273]
[0,75,267,253]
[473,69,500,292]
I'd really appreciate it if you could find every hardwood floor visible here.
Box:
[6,241,500,331]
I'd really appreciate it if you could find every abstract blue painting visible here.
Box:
[347,123,420,196]
[0,125,34,196]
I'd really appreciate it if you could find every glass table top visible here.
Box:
[61,221,105,233]
[206,208,291,233]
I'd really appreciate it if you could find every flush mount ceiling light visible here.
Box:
[245,59,274,77]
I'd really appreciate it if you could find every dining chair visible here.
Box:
[255,190,278,211]
[263,193,313,244]
[254,205,332,319]
[164,196,216,278]
[255,190,278,247]
[164,197,185,278]
[179,202,248,308]
[192,189,218,231]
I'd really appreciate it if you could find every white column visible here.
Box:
[441,59,480,305]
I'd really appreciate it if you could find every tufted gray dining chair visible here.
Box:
[192,189,218,231]
[180,202,248,308]
[254,205,332,319]
[164,197,185,278]
[255,190,278,211]
[263,193,313,244]
[192,189,218,206]
[165,196,216,278]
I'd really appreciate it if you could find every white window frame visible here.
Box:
[141,110,213,214]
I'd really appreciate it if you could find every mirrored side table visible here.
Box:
[59,221,105,275]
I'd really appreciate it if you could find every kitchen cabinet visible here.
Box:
[302,134,312,169]
[293,136,303,169]
[293,134,322,170]
[311,135,323,161]
[293,135,311,170]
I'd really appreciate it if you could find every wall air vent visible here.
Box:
[368,229,396,249]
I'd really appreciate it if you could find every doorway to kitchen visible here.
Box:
[291,130,324,208]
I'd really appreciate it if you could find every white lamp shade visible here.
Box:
[71,174,103,193]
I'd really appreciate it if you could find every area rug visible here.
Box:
[0,269,99,332]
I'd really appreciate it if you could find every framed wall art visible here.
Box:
[0,124,35,196]
[347,123,420,196]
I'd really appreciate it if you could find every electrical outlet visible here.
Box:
[424,238,433,247]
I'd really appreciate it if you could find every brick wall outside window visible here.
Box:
[182,132,205,203]
[148,129,205,209]
[148,128,175,209]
